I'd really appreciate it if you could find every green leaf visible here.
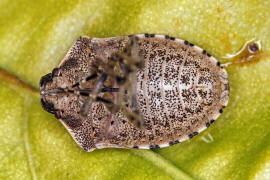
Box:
[0,0,270,179]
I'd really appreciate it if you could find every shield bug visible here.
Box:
[40,34,231,152]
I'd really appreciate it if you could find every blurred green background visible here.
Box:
[0,0,270,179]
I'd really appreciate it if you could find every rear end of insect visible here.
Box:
[40,34,230,152]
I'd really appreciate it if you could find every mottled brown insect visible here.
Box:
[40,34,230,151]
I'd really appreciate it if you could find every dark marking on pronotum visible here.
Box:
[61,58,78,70]
[62,115,82,128]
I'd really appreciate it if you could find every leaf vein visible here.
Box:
[131,149,194,180]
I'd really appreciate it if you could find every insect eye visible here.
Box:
[52,68,61,77]
[40,73,53,87]
[40,98,56,114]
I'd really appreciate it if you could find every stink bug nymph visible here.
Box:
[40,34,230,152]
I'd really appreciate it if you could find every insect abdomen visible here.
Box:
[133,34,229,149]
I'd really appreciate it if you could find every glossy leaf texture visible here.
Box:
[0,0,270,179]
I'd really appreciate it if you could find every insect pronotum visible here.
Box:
[40,34,231,152]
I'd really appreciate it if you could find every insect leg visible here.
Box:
[71,73,98,88]
[110,37,145,128]
[123,71,144,128]
[80,73,107,116]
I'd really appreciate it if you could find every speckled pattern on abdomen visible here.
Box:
[91,35,229,149]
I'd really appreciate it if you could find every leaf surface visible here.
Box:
[0,0,270,179]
